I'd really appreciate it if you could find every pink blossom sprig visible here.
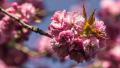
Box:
[49,6,106,62]
[0,3,52,38]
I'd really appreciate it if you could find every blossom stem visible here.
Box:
[0,7,52,38]
[13,43,43,57]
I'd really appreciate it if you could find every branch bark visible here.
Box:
[0,7,52,38]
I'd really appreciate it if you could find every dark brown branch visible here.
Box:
[0,7,52,38]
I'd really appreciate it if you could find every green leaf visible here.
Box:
[82,5,87,20]
[88,9,95,25]
[83,22,92,36]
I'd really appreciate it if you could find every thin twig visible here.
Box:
[13,43,44,57]
[0,7,52,38]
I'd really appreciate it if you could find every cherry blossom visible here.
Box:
[49,9,106,62]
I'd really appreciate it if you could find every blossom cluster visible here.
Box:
[0,2,37,66]
[49,9,106,62]
[15,0,46,22]
[0,2,35,45]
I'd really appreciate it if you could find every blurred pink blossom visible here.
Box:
[101,0,120,15]
[37,36,53,53]
[0,60,7,68]
[6,2,35,22]
[0,2,36,45]
[102,60,111,68]
[99,0,120,41]
[109,45,120,61]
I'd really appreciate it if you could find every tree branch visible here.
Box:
[0,7,52,38]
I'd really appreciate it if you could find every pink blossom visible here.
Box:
[100,0,120,15]
[49,10,106,62]
[52,30,74,60]
[6,2,35,23]
[83,37,99,48]
[20,3,35,20]
[69,38,85,62]
[94,20,106,32]
[0,2,36,45]
[15,0,46,22]
[109,45,120,61]
[49,11,85,37]
[0,17,13,45]
[0,60,7,68]
[57,30,74,44]
[37,36,53,53]
[83,37,100,58]
[102,61,111,68]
